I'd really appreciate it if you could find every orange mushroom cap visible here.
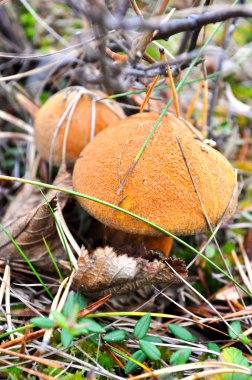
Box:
[73,112,237,237]
[34,87,125,165]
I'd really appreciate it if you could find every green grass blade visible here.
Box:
[42,236,64,281]
[0,223,53,299]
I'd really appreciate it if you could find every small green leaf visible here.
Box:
[142,335,162,344]
[63,291,76,318]
[134,314,151,339]
[238,334,251,345]
[103,330,126,343]
[51,310,67,328]
[30,317,54,329]
[124,350,146,374]
[228,320,242,339]
[74,292,87,310]
[168,324,197,343]
[78,318,106,333]
[73,327,89,335]
[68,303,79,324]
[139,339,161,361]
[207,343,220,357]
[61,328,74,348]
[170,348,191,365]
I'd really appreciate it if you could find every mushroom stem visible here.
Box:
[99,226,173,257]
[144,236,173,257]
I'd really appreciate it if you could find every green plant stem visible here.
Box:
[43,236,64,281]
[0,174,251,299]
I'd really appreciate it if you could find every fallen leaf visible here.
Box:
[213,283,247,301]
[207,347,251,380]
[0,166,72,272]
[73,246,187,297]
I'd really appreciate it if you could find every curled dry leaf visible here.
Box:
[0,166,72,272]
[73,246,188,297]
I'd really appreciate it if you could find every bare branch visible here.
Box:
[96,6,252,40]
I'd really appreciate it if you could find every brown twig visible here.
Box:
[97,6,252,40]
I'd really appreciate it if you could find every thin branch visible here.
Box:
[96,6,252,40]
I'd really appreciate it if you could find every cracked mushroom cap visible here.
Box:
[34,87,125,165]
[73,112,237,236]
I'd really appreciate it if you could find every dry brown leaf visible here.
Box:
[0,166,72,272]
[212,283,247,301]
[73,246,187,297]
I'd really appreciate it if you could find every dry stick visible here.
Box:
[0,263,10,306]
[167,64,180,118]
[4,264,14,341]
[129,0,144,18]
[0,56,76,83]
[0,357,58,380]
[105,46,129,61]
[0,110,33,134]
[15,90,40,119]
[107,6,252,39]
[181,368,252,380]
[55,210,78,269]
[55,204,81,256]
[238,236,252,286]
[151,285,199,319]
[0,41,86,59]
[0,347,63,369]
[139,48,166,113]
[42,276,70,349]
[232,250,252,294]
[0,330,46,349]
[129,361,252,380]
[130,0,170,58]
[148,308,230,338]
[140,75,160,113]
[185,82,203,120]
[0,132,33,142]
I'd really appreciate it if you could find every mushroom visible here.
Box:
[72,112,237,247]
[34,87,125,165]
